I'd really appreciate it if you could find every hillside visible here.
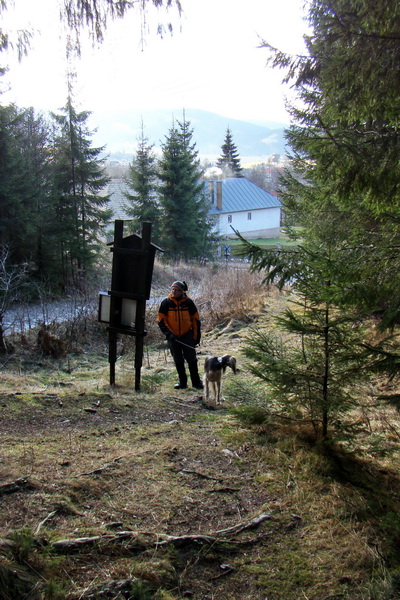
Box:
[88,108,288,162]
[1,265,400,599]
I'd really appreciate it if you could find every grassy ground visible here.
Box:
[1,267,400,599]
[221,228,301,252]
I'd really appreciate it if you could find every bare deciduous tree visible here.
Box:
[0,246,28,353]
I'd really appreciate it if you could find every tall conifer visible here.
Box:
[239,0,400,435]
[51,96,111,291]
[158,115,213,260]
[264,0,400,326]
[0,106,50,269]
[125,122,161,242]
[216,128,242,177]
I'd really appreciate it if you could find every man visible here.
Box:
[158,281,203,390]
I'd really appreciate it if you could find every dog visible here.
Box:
[203,354,237,406]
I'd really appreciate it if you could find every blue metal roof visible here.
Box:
[205,178,281,214]
[103,179,131,220]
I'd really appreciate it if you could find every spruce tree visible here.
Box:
[0,105,28,258]
[158,116,213,260]
[263,0,400,327]
[0,0,182,59]
[0,105,51,270]
[240,233,369,439]
[271,0,400,322]
[216,127,242,177]
[51,96,111,291]
[18,108,54,276]
[124,122,161,242]
[238,0,400,434]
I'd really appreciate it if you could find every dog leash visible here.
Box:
[173,338,200,350]
[167,338,213,353]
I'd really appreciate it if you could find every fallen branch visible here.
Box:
[51,512,272,553]
[35,510,57,535]
[179,468,222,481]
[52,531,216,553]
[53,535,113,552]
[209,486,241,493]
[213,512,271,537]
[73,456,126,478]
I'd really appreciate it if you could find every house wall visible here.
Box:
[214,206,281,238]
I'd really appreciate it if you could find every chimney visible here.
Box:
[208,180,215,205]
[216,180,222,210]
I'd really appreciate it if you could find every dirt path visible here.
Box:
[0,343,281,600]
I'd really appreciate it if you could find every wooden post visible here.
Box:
[133,222,152,391]
[109,330,117,385]
[108,220,124,386]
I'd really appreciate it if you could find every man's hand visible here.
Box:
[166,332,176,341]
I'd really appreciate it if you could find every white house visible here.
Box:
[206,177,282,239]
[102,176,282,240]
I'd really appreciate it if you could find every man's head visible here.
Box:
[171,280,187,298]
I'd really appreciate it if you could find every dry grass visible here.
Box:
[1,266,400,599]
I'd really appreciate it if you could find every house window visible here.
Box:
[247,212,252,220]
[228,215,232,223]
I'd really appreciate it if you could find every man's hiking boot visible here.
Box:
[174,382,188,389]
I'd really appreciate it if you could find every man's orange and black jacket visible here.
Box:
[158,293,201,343]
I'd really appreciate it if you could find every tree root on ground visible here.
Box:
[51,512,272,553]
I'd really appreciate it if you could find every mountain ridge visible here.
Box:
[88,108,288,162]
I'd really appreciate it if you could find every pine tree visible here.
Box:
[124,122,161,242]
[216,128,242,177]
[158,116,213,260]
[51,96,111,291]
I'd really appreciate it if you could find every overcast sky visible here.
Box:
[1,0,310,125]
